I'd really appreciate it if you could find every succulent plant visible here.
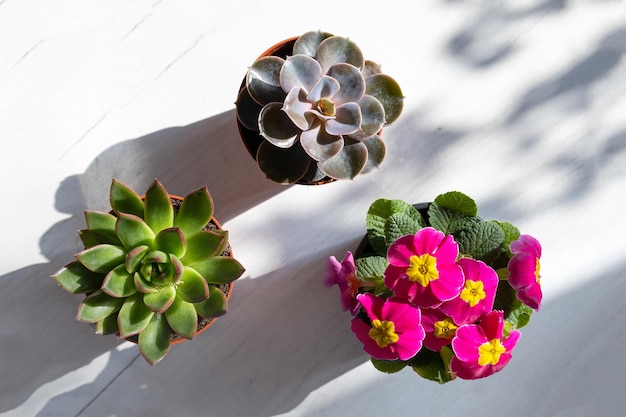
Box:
[236,30,404,184]
[52,179,245,364]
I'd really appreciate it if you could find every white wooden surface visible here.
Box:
[2,1,626,416]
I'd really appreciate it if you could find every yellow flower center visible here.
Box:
[407,254,439,287]
[460,279,486,307]
[535,258,541,285]
[369,319,399,348]
[433,318,458,339]
[318,97,336,117]
[478,338,506,366]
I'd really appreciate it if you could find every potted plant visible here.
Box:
[235,30,404,185]
[52,179,245,365]
[324,191,543,382]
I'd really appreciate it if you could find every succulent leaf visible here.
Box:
[293,30,333,56]
[84,210,122,246]
[257,140,312,184]
[247,56,286,105]
[181,230,226,264]
[77,290,123,323]
[102,264,137,298]
[115,213,156,249]
[236,87,263,132]
[188,257,246,285]
[365,74,404,124]
[299,125,343,162]
[194,285,228,318]
[110,179,144,217]
[143,285,176,313]
[259,102,300,147]
[138,313,171,365]
[174,187,213,237]
[78,229,111,249]
[177,267,210,303]
[316,36,364,74]
[144,179,174,234]
[169,254,184,283]
[76,244,126,274]
[360,135,386,174]
[348,96,386,141]
[125,245,150,274]
[164,297,198,340]
[283,88,317,131]
[118,292,155,338]
[306,75,340,103]
[318,139,368,180]
[324,102,362,136]
[280,55,323,93]
[363,60,383,78]
[154,227,186,258]
[52,261,104,294]
[134,272,159,294]
[326,63,366,104]
[95,314,120,335]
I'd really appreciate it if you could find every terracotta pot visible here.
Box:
[235,37,335,186]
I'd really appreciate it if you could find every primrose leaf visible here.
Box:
[77,290,123,323]
[493,221,521,255]
[164,297,198,340]
[188,257,245,285]
[195,285,229,318]
[433,191,478,217]
[117,293,154,338]
[116,213,155,249]
[144,179,174,234]
[355,256,388,280]
[174,187,214,237]
[102,264,137,298]
[366,199,424,256]
[457,221,505,262]
[76,244,125,274]
[181,230,226,264]
[384,212,422,248]
[506,300,534,331]
[177,267,209,303]
[427,203,476,236]
[143,285,176,313]
[410,346,455,384]
[155,228,186,258]
[52,261,103,294]
[110,179,144,217]
[84,211,122,246]
[371,358,408,374]
[138,314,171,365]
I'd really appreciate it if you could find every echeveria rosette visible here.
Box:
[351,293,425,361]
[450,310,521,380]
[237,30,403,183]
[507,234,543,310]
[384,227,465,308]
[52,179,245,365]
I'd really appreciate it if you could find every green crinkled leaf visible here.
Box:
[427,203,476,236]
[138,313,171,365]
[174,187,214,237]
[433,191,478,217]
[410,346,455,384]
[95,314,120,335]
[144,179,174,234]
[457,221,505,262]
[154,228,186,258]
[181,230,226,264]
[76,290,124,323]
[102,264,137,298]
[188,257,245,285]
[257,140,313,184]
[52,261,104,294]
[506,300,534,332]
[493,279,519,318]
[366,199,424,256]
[115,213,155,249]
[117,292,154,338]
[76,244,126,274]
[143,285,176,313]
[355,256,388,280]
[84,211,122,246]
[176,267,209,303]
[371,358,408,373]
[110,179,144,217]
[494,221,521,254]
[365,74,404,124]
[384,212,422,248]
[164,297,198,339]
[195,285,229,318]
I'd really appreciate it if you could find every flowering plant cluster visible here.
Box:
[324,191,542,382]
[236,30,404,184]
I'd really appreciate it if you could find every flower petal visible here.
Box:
[386,235,417,266]
[282,87,316,131]
[280,54,323,94]
[300,125,343,162]
[325,102,362,136]
[348,95,386,141]
[258,102,300,148]
[510,234,542,258]
[318,139,368,180]
[306,75,340,103]
[326,63,366,104]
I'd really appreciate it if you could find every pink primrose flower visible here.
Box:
[324,251,363,315]
[421,308,457,352]
[508,234,543,310]
[440,258,498,325]
[450,310,521,380]
[350,293,425,361]
[384,227,464,308]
